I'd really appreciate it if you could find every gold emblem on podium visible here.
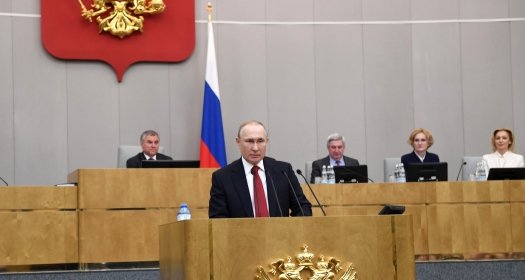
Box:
[78,0,166,38]
[256,245,358,280]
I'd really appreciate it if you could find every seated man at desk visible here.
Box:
[126,130,172,168]
[310,133,360,183]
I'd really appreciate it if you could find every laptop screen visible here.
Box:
[333,165,369,183]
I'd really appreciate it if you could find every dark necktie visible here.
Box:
[335,160,341,166]
[148,157,155,160]
[251,166,269,217]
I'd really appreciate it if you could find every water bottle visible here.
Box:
[327,165,336,184]
[394,164,400,182]
[475,162,487,181]
[177,203,191,221]
[397,163,406,183]
[321,165,328,184]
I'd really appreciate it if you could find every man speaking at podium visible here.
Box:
[209,120,312,218]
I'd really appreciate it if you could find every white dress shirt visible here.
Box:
[241,157,269,216]
[482,151,525,170]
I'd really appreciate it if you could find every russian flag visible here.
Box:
[199,20,227,168]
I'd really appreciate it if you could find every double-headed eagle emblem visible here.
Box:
[257,245,358,280]
[78,0,165,38]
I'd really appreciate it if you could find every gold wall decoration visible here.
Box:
[256,245,358,280]
[78,0,166,38]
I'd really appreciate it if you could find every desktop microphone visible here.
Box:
[0,176,8,186]
[281,170,305,216]
[296,169,326,216]
[265,170,284,217]
[455,161,467,181]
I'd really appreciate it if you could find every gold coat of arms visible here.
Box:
[256,245,358,280]
[78,0,166,38]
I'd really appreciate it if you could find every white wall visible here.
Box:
[1,0,524,185]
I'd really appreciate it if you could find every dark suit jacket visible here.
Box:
[310,156,360,183]
[126,152,173,168]
[401,151,440,166]
[208,157,312,218]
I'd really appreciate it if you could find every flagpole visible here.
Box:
[200,1,227,168]
[207,2,212,23]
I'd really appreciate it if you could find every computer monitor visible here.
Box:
[487,167,525,180]
[405,162,448,182]
[333,165,369,183]
[140,160,200,168]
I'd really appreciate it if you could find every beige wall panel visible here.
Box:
[426,181,509,203]
[190,208,209,219]
[79,209,177,263]
[306,183,426,205]
[0,187,77,210]
[0,211,78,265]
[427,204,512,254]
[510,180,525,202]
[72,169,215,209]
[312,205,428,255]
[160,219,210,280]
[511,203,525,252]
[185,216,414,280]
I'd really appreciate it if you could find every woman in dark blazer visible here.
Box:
[401,128,440,166]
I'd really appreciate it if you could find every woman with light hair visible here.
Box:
[482,128,524,170]
[401,128,440,166]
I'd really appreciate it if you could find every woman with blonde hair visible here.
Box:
[482,128,524,170]
[401,128,440,166]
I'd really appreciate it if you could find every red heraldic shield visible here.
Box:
[41,0,195,82]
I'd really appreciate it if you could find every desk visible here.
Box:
[68,168,215,263]
[0,186,77,265]
[304,180,525,259]
[2,172,524,266]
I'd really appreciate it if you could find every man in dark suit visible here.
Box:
[310,133,360,183]
[209,120,312,218]
[126,130,172,168]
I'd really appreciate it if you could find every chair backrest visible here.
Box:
[305,161,313,183]
[117,145,166,168]
[384,157,401,182]
[462,156,482,181]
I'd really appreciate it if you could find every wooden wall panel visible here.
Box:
[70,169,215,209]
[427,204,512,254]
[78,209,177,263]
[0,211,78,265]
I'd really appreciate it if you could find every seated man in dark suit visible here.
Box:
[310,133,360,183]
[126,130,172,168]
[209,120,312,218]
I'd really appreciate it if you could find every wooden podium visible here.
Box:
[159,215,415,280]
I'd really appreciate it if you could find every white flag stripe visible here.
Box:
[205,21,220,99]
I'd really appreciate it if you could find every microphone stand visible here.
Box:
[281,171,305,216]
[296,169,326,216]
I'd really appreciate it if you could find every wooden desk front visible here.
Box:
[304,180,525,258]
[0,186,78,265]
[69,168,215,263]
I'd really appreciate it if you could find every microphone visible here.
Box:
[0,176,8,186]
[456,161,467,181]
[296,169,326,216]
[281,170,305,216]
[265,170,284,217]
